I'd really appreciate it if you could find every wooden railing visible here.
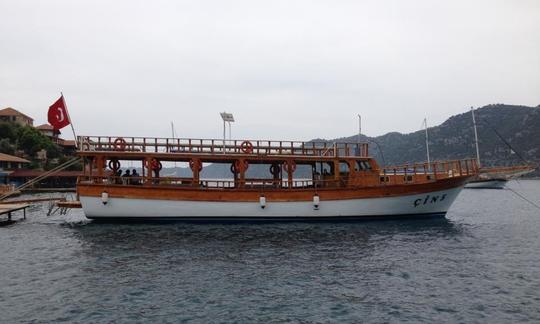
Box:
[77,136,369,158]
[78,176,338,189]
[379,159,478,185]
[78,159,477,190]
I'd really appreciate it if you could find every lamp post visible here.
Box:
[220,112,234,153]
[357,114,361,143]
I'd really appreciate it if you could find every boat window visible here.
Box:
[339,161,350,173]
[356,160,372,171]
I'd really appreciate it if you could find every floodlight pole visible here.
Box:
[357,114,361,143]
[223,119,226,154]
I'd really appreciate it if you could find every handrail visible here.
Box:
[78,157,477,191]
[78,175,342,189]
[77,135,370,158]
[379,159,478,186]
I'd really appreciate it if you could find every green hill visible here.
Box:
[165,104,540,178]
[336,104,539,173]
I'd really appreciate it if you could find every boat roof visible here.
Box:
[77,135,371,162]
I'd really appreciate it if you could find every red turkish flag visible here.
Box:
[48,95,71,130]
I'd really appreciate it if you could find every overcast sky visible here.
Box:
[1,0,539,141]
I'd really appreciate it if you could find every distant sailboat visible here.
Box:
[465,107,536,189]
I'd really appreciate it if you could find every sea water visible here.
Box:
[1,180,539,323]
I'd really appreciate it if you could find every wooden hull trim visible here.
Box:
[77,176,469,202]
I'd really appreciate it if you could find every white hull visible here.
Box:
[465,179,507,189]
[80,187,463,220]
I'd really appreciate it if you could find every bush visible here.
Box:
[0,138,14,154]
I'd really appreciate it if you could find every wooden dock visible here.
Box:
[56,201,82,208]
[0,203,29,225]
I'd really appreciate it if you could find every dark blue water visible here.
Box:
[1,180,540,323]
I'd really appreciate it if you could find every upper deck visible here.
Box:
[76,135,369,159]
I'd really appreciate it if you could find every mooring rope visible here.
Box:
[507,187,540,211]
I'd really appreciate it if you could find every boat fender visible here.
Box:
[313,194,320,210]
[269,164,279,176]
[233,160,249,172]
[108,159,120,171]
[259,195,266,209]
[189,159,203,172]
[101,191,109,205]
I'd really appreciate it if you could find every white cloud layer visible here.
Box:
[1,0,539,140]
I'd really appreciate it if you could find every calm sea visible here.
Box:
[1,180,539,323]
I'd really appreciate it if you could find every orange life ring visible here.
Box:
[283,161,297,173]
[240,141,254,154]
[113,137,127,151]
[145,158,162,171]
[189,159,203,172]
[231,160,249,173]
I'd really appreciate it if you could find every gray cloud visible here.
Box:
[1,0,539,141]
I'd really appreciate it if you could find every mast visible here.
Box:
[424,118,431,165]
[357,114,361,143]
[471,107,481,168]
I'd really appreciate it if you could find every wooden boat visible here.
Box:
[75,136,478,221]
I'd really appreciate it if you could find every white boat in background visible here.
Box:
[463,107,536,189]
[464,165,536,189]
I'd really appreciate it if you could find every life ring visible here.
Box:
[240,141,254,154]
[231,160,249,173]
[145,158,162,171]
[283,161,297,173]
[113,137,127,151]
[269,164,280,176]
[108,159,120,171]
[189,159,203,172]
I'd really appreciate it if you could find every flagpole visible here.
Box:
[60,92,78,148]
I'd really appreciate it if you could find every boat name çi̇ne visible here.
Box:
[76,136,479,221]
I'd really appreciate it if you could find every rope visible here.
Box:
[507,187,540,211]
[478,119,530,165]
[0,157,81,201]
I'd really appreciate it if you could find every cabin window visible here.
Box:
[380,176,390,183]
[404,175,413,182]
[339,161,350,174]
[356,160,372,171]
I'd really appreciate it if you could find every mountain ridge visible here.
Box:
[167,104,540,178]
